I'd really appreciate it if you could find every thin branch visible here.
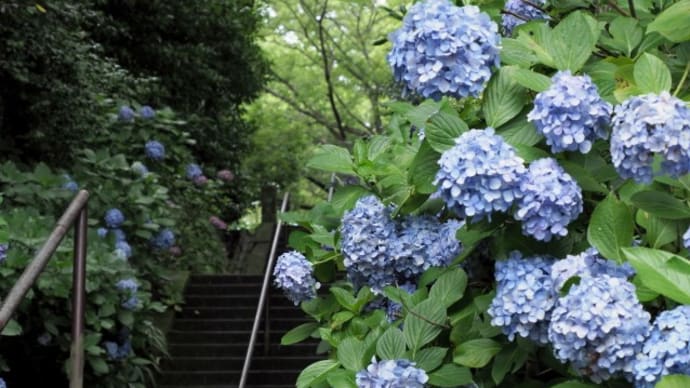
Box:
[628,0,637,18]
[607,0,630,16]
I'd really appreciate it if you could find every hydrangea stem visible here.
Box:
[673,61,690,97]
[628,0,637,18]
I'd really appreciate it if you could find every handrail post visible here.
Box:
[70,207,87,388]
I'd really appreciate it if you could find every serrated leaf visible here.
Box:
[428,363,473,387]
[281,323,319,345]
[406,100,443,129]
[425,112,468,153]
[634,53,672,93]
[1,319,22,336]
[656,374,690,388]
[498,116,542,147]
[504,66,552,92]
[550,381,598,388]
[307,145,354,174]
[376,327,406,360]
[647,0,690,43]
[548,11,601,72]
[605,17,643,57]
[429,268,467,308]
[501,38,538,67]
[453,338,501,368]
[636,210,680,248]
[338,337,367,371]
[587,194,633,261]
[630,191,690,220]
[330,287,357,311]
[483,68,527,129]
[409,141,441,194]
[623,247,690,305]
[403,299,447,351]
[413,347,448,372]
[296,360,340,388]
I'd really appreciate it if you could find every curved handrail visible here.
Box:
[238,192,289,388]
[0,190,89,388]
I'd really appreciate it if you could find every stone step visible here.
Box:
[160,385,294,388]
[172,317,310,332]
[178,306,305,319]
[162,355,321,371]
[158,369,301,385]
[168,330,289,344]
[185,283,264,295]
[184,294,294,307]
[168,342,320,358]
[188,275,264,285]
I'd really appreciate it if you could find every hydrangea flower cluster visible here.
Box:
[145,140,166,161]
[610,92,690,183]
[104,208,125,228]
[116,278,139,310]
[273,251,320,305]
[62,174,79,192]
[194,175,208,186]
[209,216,228,230]
[217,169,235,182]
[632,306,690,387]
[548,275,651,382]
[139,105,155,119]
[502,0,549,36]
[391,216,463,279]
[151,228,175,251]
[0,244,7,263]
[37,332,52,346]
[356,358,428,388]
[434,128,526,219]
[0,377,6,388]
[488,252,557,344]
[186,163,203,180]
[550,247,635,291]
[114,241,132,260]
[683,226,690,250]
[341,196,398,290]
[131,161,149,177]
[387,0,500,100]
[527,71,612,153]
[104,334,132,360]
[514,158,583,241]
[118,106,135,122]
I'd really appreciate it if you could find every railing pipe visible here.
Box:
[70,206,87,388]
[239,192,290,388]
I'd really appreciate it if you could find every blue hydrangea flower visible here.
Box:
[118,106,135,122]
[387,0,500,100]
[514,158,583,241]
[104,208,125,228]
[683,226,690,250]
[131,161,149,177]
[139,105,155,119]
[548,275,651,383]
[434,128,526,219]
[611,92,690,183]
[386,282,417,322]
[391,216,463,279]
[62,174,79,193]
[341,196,398,290]
[37,332,52,346]
[114,241,132,259]
[0,377,7,388]
[116,278,138,292]
[488,252,557,344]
[551,247,635,291]
[0,244,7,263]
[104,339,131,360]
[186,163,203,180]
[117,279,139,310]
[151,228,175,250]
[502,0,549,36]
[97,228,108,238]
[145,140,166,161]
[273,251,320,305]
[356,358,428,388]
[527,71,611,153]
[121,296,139,310]
[632,306,690,387]
[110,228,126,243]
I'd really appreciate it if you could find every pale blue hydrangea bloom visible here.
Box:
[611,92,690,183]
[139,105,155,119]
[514,158,583,241]
[116,278,138,292]
[488,252,557,344]
[104,208,125,228]
[548,275,651,383]
[0,377,6,388]
[131,161,149,177]
[186,163,203,180]
[528,71,611,153]
[683,226,690,250]
[356,358,428,388]
[145,140,166,161]
[104,339,131,360]
[97,228,108,238]
[151,229,175,250]
[117,278,139,310]
[0,244,7,263]
[632,306,690,387]
[341,196,397,290]
[62,173,79,193]
[387,0,500,100]
[273,251,320,305]
[111,228,126,243]
[391,216,463,279]
[118,106,135,122]
[434,128,526,219]
[550,247,635,291]
[114,241,132,259]
[502,0,549,36]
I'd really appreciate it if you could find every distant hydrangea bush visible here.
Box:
[273,251,320,305]
[139,105,155,119]
[131,161,149,177]
[356,358,428,388]
[145,140,166,161]
[610,92,690,183]
[209,216,228,230]
[117,106,135,122]
[151,229,175,251]
[514,158,583,241]
[217,169,235,182]
[488,252,557,344]
[434,128,526,219]
[633,306,690,387]
[502,0,549,36]
[186,163,203,180]
[527,71,612,153]
[684,226,690,250]
[114,241,132,259]
[387,0,500,99]
[548,275,651,382]
[550,247,635,290]
[104,208,125,228]
[0,244,7,263]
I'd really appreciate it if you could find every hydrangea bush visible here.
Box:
[275,0,690,387]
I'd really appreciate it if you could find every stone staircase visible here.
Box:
[158,274,321,388]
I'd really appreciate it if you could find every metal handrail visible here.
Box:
[238,192,289,388]
[0,190,89,388]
